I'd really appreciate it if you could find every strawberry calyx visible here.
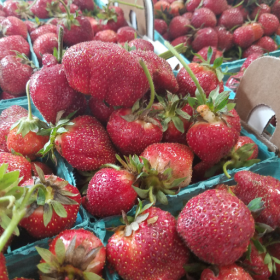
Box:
[14,1,34,20]
[159,43,188,60]
[10,81,49,138]
[58,0,81,30]
[25,165,79,227]
[36,236,103,279]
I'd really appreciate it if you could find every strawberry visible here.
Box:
[168,15,191,40]
[107,206,190,280]
[171,35,192,47]
[154,1,170,16]
[255,36,278,52]
[154,18,168,35]
[169,0,185,16]
[94,29,117,43]
[62,41,150,107]
[0,152,31,185]
[73,0,94,11]
[225,71,243,92]
[234,171,280,229]
[0,54,35,96]
[0,91,20,100]
[84,166,137,217]
[218,8,244,30]
[88,97,115,125]
[30,0,53,19]
[1,16,27,39]
[31,161,53,176]
[33,33,58,63]
[36,228,105,278]
[272,0,280,20]
[58,2,80,14]
[182,11,193,20]
[20,172,81,238]
[233,22,264,49]
[240,53,262,71]
[201,264,253,279]
[3,0,32,19]
[29,24,57,42]
[29,64,87,124]
[233,136,258,160]
[0,35,29,60]
[203,0,228,15]
[25,20,39,33]
[243,45,264,58]
[267,243,280,279]
[192,47,223,63]
[237,4,249,20]
[57,3,93,46]
[186,0,200,12]
[85,16,103,34]
[258,13,279,36]
[0,105,28,152]
[41,53,58,66]
[251,4,271,20]
[0,253,8,280]
[128,38,154,51]
[162,32,171,40]
[117,26,136,43]
[191,7,217,28]
[177,189,255,265]
[191,27,218,52]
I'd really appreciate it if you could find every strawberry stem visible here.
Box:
[26,81,33,121]
[112,0,143,9]
[139,59,155,110]
[59,0,71,18]
[57,26,64,63]
[159,43,187,60]
[223,160,234,179]
[100,163,121,170]
[164,41,206,103]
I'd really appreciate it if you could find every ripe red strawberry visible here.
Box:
[30,0,53,19]
[225,71,243,92]
[251,4,271,20]
[25,20,38,33]
[62,41,150,107]
[0,152,31,185]
[107,206,190,280]
[162,32,171,40]
[240,53,262,71]
[154,1,170,16]
[233,22,264,49]
[29,64,87,124]
[1,16,27,38]
[169,0,185,16]
[3,0,31,18]
[267,243,280,279]
[243,45,264,58]
[218,8,244,30]
[58,2,80,14]
[255,36,278,52]
[0,35,29,61]
[41,53,58,66]
[203,0,228,15]
[258,13,279,36]
[86,17,103,34]
[177,189,255,265]
[182,11,193,20]
[186,0,200,12]
[31,161,53,176]
[88,97,115,125]
[234,171,280,229]
[0,91,20,100]
[20,174,81,238]
[272,0,280,21]
[0,105,28,152]
[215,26,234,51]
[73,0,94,11]
[201,264,253,279]
[117,26,136,43]
[94,29,117,43]
[168,15,191,40]
[37,229,105,278]
[33,33,58,63]
[154,18,168,35]
[191,27,218,52]
[0,253,8,280]
[233,136,258,160]
[192,47,223,63]
[100,6,126,32]
[177,62,224,97]
[0,54,34,96]
[128,38,154,51]
[84,167,137,217]
[29,24,57,42]
[171,35,192,47]
[191,7,217,28]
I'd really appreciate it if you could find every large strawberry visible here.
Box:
[30,0,53,19]
[267,242,280,279]
[36,229,105,279]
[2,0,32,19]
[1,16,27,38]
[234,171,280,229]
[62,41,150,107]
[218,7,244,30]
[258,13,279,36]
[191,7,217,28]
[215,26,234,51]
[20,170,81,238]
[29,64,87,124]
[30,24,57,42]
[168,15,191,40]
[203,0,227,15]
[191,27,218,52]
[177,189,255,265]
[107,205,190,280]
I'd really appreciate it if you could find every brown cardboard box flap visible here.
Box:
[236,56,280,150]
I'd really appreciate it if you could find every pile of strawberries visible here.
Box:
[154,0,280,62]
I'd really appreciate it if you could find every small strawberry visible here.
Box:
[0,253,8,280]
[154,18,168,35]
[7,81,49,160]
[0,35,30,61]
[203,0,228,15]
[0,91,20,100]
[255,36,278,52]
[201,264,253,279]
[192,46,223,63]
[251,3,271,20]
[182,11,193,20]
[3,0,32,19]
[177,189,255,265]
[73,0,94,11]
[36,228,105,278]
[272,0,280,21]
[94,29,117,43]
[243,45,264,58]
[128,38,154,51]
[240,52,262,71]
[107,205,190,280]
[29,24,57,42]
[86,16,103,34]
[215,25,234,51]
[1,16,27,38]
[267,242,280,279]
[171,35,192,47]
[33,33,58,63]
[0,152,31,185]
[234,171,280,229]
[233,22,264,49]
[225,71,243,92]
[191,27,218,52]
[218,7,244,30]
[30,0,53,19]
[41,53,58,66]
[168,15,191,40]
[117,26,136,43]
[25,20,39,33]
[0,53,35,96]
[258,13,279,36]
[31,161,53,176]
[191,7,217,28]
[186,0,200,12]
[20,170,81,238]
[169,0,185,16]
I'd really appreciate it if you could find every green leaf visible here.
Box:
[207,47,213,63]
[43,204,53,227]
[208,87,220,101]
[57,127,68,134]
[264,253,272,265]
[51,200,67,218]
[176,109,191,120]
[227,103,236,111]
[37,263,54,273]
[135,199,143,218]
[132,99,140,113]
[53,47,58,58]
[172,116,185,133]
[215,68,224,82]
[140,157,151,172]
[0,163,8,180]
[132,185,149,199]
[36,247,55,264]
[120,216,134,224]
[268,260,273,274]
[195,88,205,105]
[169,177,187,188]
[156,190,168,205]
[142,201,154,212]
[37,188,46,206]
[187,96,197,108]
[272,257,280,265]
[163,168,173,179]
[84,272,104,280]
[247,197,264,212]
[252,239,266,254]
[213,57,223,69]
[0,170,20,191]
[246,243,252,261]
[55,238,65,264]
